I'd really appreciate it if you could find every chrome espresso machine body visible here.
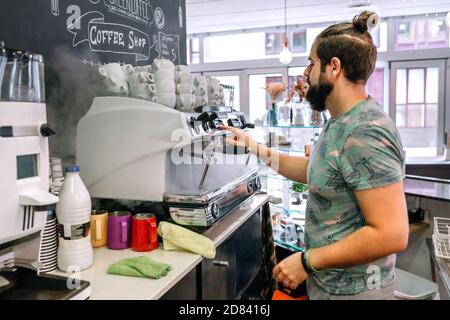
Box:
[76,97,260,227]
[0,44,90,299]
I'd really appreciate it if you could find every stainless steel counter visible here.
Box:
[404,176,450,202]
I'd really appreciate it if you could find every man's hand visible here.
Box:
[218,125,259,151]
[273,252,308,289]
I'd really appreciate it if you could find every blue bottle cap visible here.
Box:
[65,165,80,173]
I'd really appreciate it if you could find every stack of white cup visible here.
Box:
[207,77,224,106]
[193,75,208,108]
[150,59,176,108]
[174,65,195,112]
[98,63,132,96]
[127,68,157,102]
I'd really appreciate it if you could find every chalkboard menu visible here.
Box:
[0,0,186,66]
[0,0,187,163]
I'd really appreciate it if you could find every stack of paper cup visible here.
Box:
[97,63,131,96]
[49,157,64,195]
[193,75,208,108]
[174,65,195,112]
[39,209,58,273]
[150,59,176,108]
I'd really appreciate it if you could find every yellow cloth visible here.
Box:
[157,221,216,259]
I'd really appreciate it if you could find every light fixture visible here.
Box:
[279,0,293,64]
[446,11,450,28]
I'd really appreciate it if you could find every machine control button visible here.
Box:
[202,121,210,132]
[227,119,241,127]
[40,124,56,137]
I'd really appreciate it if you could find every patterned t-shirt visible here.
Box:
[305,97,405,295]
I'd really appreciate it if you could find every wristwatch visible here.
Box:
[301,250,316,275]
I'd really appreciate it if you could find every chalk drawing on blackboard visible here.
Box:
[50,0,59,16]
[178,0,183,29]
[67,11,105,47]
[89,0,100,4]
[154,7,165,30]
[157,32,180,64]
[103,0,153,26]
[66,10,156,64]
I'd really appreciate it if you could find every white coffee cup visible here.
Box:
[106,82,129,96]
[176,83,193,95]
[121,64,134,77]
[208,92,220,100]
[194,86,207,96]
[99,63,125,78]
[175,65,190,73]
[153,69,175,81]
[176,94,195,110]
[134,65,152,73]
[128,72,154,86]
[195,95,207,107]
[208,83,221,94]
[130,83,156,99]
[152,58,175,72]
[208,77,220,87]
[175,71,191,84]
[154,78,176,94]
[155,93,176,108]
[98,63,127,85]
[193,75,207,87]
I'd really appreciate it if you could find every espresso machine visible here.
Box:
[77,97,260,227]
[0,44,90,299]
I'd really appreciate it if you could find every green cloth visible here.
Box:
[107,256,172,279]
[157,221,216,259]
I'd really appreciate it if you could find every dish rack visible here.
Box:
[432,217,450,259]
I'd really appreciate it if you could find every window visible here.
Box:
[395,67,438,128]
[366,68,385,109]
[265,32,283,55]
[204,33,266,63]
[395,16,449,50]
[394,66,440,156]
[187,37,200,64]
[291,29,307,53]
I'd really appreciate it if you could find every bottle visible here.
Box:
[56,165,93,272]
[284,217,297,246]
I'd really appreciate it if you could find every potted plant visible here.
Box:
[291,182,308,205]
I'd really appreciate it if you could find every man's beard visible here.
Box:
[306,74,334,112]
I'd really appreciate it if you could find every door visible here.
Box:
[390,60,446,156]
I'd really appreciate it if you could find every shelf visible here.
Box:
[270,203,307,216]
[272,146,306,153]
[274,239,305,252]
[260,174,290,182]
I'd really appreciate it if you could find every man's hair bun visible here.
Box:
[353,11,379,32]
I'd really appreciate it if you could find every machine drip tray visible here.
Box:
[0,267,91,300]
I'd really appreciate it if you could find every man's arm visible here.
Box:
[218,125,309,184]
[273,181,409,289]
[309,181,409,269]
[255,143,309,184]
